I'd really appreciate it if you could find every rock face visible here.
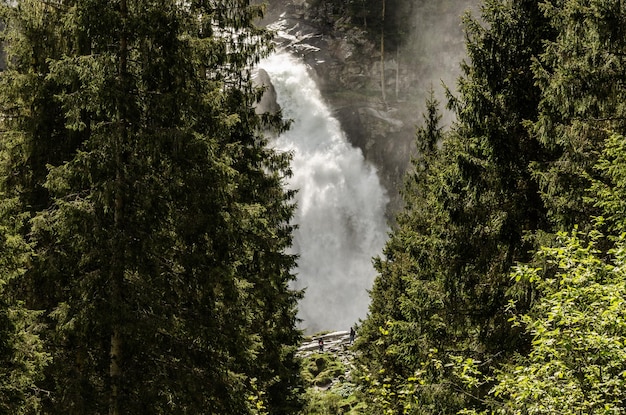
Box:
[260,0,475,217]
[253,68,281,115]
[298,330,352,355]
[298,331,355,390]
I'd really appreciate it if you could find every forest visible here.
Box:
[2,0,626,414]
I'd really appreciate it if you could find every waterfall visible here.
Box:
[259,53,389,334]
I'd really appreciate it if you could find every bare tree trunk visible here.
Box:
[380,0,386,107]
[109,327,122,415]
[395,47,400,101]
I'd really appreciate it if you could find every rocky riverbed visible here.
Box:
[299,331,356,390]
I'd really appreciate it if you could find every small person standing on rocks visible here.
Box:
[318,337,324,352]
[349,327,356,344]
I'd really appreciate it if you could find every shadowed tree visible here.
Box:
[356,1,555,413]
[0,0,302,413]
[530,0,626,231]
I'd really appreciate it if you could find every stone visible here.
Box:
[253,68,281,115]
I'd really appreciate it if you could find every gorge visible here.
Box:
[260,0,477,332]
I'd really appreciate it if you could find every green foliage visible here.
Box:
[0,300,48,415]
[499,231,626,413]
[359,335,485,415]
[0,9,51,406]
[590,132,626,234]
[458,230,626,414]
[360,365,423,415]
[530,0,626,230]
[0,213,49,413]
[358,1,626,414]
[0,0,302,414]
[303,388,365,415]
[356,1,555,413]
[300,352,365,415]
[301,353,347,388]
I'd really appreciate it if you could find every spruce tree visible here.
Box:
[355,93,453,413]
[359,1,626,413]
[467,129,626,412]
[0,214,49,414]
[357,1,555,413]
[440,0,554,356]
[1,0,302,413]
[0,3,59,411]
[531,0,626,230]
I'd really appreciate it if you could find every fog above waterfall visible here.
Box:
[395,0,481,127]
[260,53,389,334]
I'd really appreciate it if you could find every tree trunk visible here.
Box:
[109,1,128,414]
[109,327,122,415]
[395,48,400,101]
[380,0,386,107]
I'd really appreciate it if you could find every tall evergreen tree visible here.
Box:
[359,1,626,414]
[0,0,302,414]
[463,0,626,403]
[355,93,454,413]
[591,132,626,234]
[357,1,555,413]
[440,0,554,355]
[0,2,60,412]
[531,0,626,230]
[0,212,49,414]
[467,128,626,412]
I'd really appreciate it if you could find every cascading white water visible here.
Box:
[260,53,389,334]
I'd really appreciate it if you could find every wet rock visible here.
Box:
[253,68,281,115]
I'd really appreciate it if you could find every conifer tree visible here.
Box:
[463,127,626,412]
[355,93,454,413]
[357,1,555,413]
[359,1,626,414]
[0,0,302,414]
[0,218,49,414]
[464,0,626,398]
[0,3,59,411]
[531,0,626,230]
[439,0,554,356]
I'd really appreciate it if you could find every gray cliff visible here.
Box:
[259,0,477,216]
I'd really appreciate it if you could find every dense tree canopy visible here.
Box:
[0,221,48,414]
[4,0,626,413]
[357,0,626,414]
[486,230,626,414]
[356,0,554,412]
[0,0,302,413]
[531,0,626,230]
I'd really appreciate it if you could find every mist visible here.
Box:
[394,0,480,127]
[260,53,389,334]
[256,0,480,334]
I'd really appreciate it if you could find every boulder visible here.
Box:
[253,68,281,115]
